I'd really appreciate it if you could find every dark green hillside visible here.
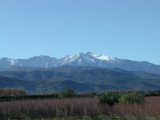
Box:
[0,68,141,84]
[0,76,35,92]
[51,65,104,73]
[0,76,95,93]
[2,66,160,80]
[129,71,160,79]
[71,69,140,84]
[0,66,160,93]
[35,80,94,93]
[87,83,119,91]
[0,71,69,81]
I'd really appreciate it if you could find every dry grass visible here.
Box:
[0,96,160,119]
[0,97,99,119]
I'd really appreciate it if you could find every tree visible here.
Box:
[59,88,75,98]
[99,92,119,106]
[0,88,26,96]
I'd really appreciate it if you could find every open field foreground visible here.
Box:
[0,97,160,120]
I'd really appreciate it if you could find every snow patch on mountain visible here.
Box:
[92,54,115,61]
[9,59,17,66]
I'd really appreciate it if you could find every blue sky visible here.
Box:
[0,0,160,64]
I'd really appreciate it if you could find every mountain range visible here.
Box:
[0,65,160,93]
[0,52,160,93]
[1,52,160,74]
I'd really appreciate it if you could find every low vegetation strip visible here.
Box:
[0,97,160,119]
[0,89,160,119]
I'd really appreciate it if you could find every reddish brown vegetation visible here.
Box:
[111,97,160,118]
[0,98,99,119]
[0,97,160,119]
[144,96,160,105]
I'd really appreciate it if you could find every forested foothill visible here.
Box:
[1,66,160,93]
[0,88,160,119]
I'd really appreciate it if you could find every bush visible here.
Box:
[119,92,144,104]
[99,91,145,106]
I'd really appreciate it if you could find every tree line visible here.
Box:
[0,88,160,103]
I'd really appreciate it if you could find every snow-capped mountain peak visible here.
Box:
[86,52,115,61]
[1,52,160,74]
[57,52,116,66]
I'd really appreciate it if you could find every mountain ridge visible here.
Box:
[0,66,160,93]
[1,52,160,74]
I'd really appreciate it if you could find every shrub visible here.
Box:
[119,92,144,104]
